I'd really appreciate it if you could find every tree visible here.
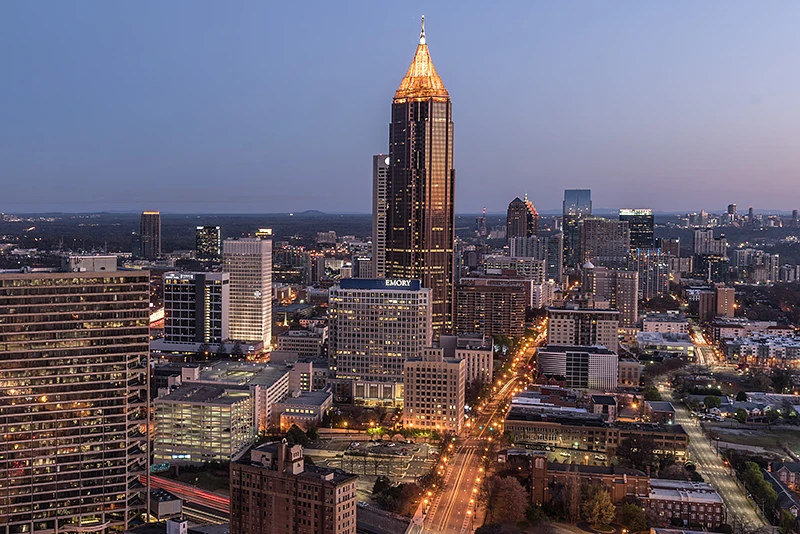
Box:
[306,427,319,441]
[285,424,309,447]
[231,341,244,357]
[525,504,547,525]
[736,391,749,402]
[619,502,648,532]
[197,343,211,358]
[215,341,228,357]
[373,476,391,495]
[643,386,662,401]
[582,488,616,527]
[734,408,748,424]
[779,509,798,534]
[616,435,656,472]
[487,477,528,524]
[563,477,582,523]
[659,464,691,481]
[704,396,722,410]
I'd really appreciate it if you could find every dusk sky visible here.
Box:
[1,2,799,214]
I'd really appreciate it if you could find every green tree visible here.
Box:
[643,386,662,401]
[215,341,228,357]
[704,396,722,410]
[525,503,547,525]
[582,488,616,527]
[780,509,798,534]
[736,391,748,402]
[231,341,244,357]
[619,502,648,532]
[306,427,319,441]
[734,408,748,424]
[616,435,656,472]
[659,464,690,481]
[285,424,309,447]
[487,477,528,524]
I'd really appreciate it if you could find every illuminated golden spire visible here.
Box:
[394,15,449,103]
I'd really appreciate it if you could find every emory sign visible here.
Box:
[384,279,412,287]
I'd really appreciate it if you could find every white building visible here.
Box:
[637,331,695,359]
[329,278,431,406]
[438,334,493,386]
[547,307,620,352]
[483,255,545,284]
[642,312,689,334]
[537,345,619,391]
[403,348,466,434]
[223,235,272,347]
[532,280,558,309]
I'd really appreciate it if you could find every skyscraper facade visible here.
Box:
[508,234,564,283]
[140,210,161,260]
[385,18,455,338]
[164,271,230,344]
[223,236,272,346]
[0,266,150,533]
[372,154,390,278]
[619,209,654,252]
[506,195,539,240]
[196,225,221,261]
[579,218,631,269]
[562,189,592,268]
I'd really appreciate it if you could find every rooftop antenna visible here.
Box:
[420,15,426,45]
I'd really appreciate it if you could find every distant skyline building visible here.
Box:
[196,225,221,261]
[385,18,455,338]
[372,154,390,278]
[506,195,539,240]
[223,235,272,346]
[163,272,230,344]
[140,210,161,259]
[618,208,654,251]
[562,189,592,267]
[508,234,564,283]
[0,264,150,532]
[693,229,727,256]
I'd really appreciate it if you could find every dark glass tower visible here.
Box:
[506,195,539,240]
[196,225,221,261]
[140,210,161,260]
[619,208,654,251]
[562,189,592,267]
[386,17,454,337]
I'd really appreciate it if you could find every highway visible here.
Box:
[422,328,545,533]
[142,474,230,525]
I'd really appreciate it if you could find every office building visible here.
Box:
[618,358,642,386]
[154,385,255,463]
[0,266,150,532]
[140,210,162,260]
[630,248,670,300]
[404,347,466,433]
[508,233,564,283]
[533,279,558,309]
[793,209,799,228]
[231,442,358,534]
[273,390,334,431]
[619,208,654,251]
[643,313,689,334]
[224,235,272,346]
[438,334,493,386]
[483,255,545,283]
[385,18,455,338]
[579,218,630,269]
[506,195,539,240]
[276,329,326,358]
[582,265,638,328]
[637,332,695,359]
[656,237,681,257]
[163,272,229,344]
[563,189,592,267]
[455,277,527,337]
[372,154,389,278]
[643,479,726,529]
[537,345,619,391]
[329,278,431,406]
[196,225,221,261]
[693,229,727,256]
[716,286,735,318]
[547,307,619,352]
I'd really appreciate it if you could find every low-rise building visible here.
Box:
[645,401,676,425]
[590,395,618,422]
[642,313,689,334]
[637,331,695,360]
[537,345,619,391]
[618,358,641,386]
[726,333,800,369]
[547,307,620,352]
[403,347,466,434]
[154,384,255,464]
[643,479,726,529]
[273,390,333,431]
[276,328,326,358]
[230,442,358,534]
[438,333,493,386]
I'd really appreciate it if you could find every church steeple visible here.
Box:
[394,16,449,103]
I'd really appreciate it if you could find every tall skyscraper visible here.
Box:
[619,209,654,251]
[506,195,539,240]
[562,189,592,267]
[223,235,272,347]
[164,272,230,344]
[0,263,150,532]
[196,225,221,261]
[329,279,431,406]
[579,218,630,269]
[140,210,161,260]
[793,209,799,228]
[372,154,390,278]
[385,17,455,338]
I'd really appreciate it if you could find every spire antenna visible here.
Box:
[420,15,426,45]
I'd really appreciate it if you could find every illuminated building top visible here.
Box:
[394,16,449,103]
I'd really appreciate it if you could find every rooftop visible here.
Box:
[591,395,617,406]
[647,487,723,505]
[637,332,694,344]
[548,462,647,477]
[278,390,332,407]
[646,401,676,413]
[191,360,289,387]
[643,313,688,323]
[393,16,448,103]
[539,345,617,355]
[157,384,251,405]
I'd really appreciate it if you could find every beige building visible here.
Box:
[582,264,639,327]
[483,255,546,284]
[618,358,642,386]
[273,390,333,431]
[276,329,325,358]
[224,235,272,347]
[0,265,150,533]
[231,442,358,534]
[547,307,620,352]
[439,334,494,386]
[403,348,466,434]
[642,313,689,334]
[716,286,736,318]
[455,277,527,337]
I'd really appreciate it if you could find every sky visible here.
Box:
[1,2,799,214]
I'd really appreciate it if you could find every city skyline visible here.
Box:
[2,2,800,213]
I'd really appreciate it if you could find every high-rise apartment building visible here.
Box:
[140,210,161,260]
[507,195,539,240]
[372,154,390,278]
[483,255,546,283]
[230,442,358,534]
[164,272,230,344]
[562,189,592,267]
[403,348,466,433]
[0,265,150,533]
[385,18,455,338]
[630,249,670,301]
[619,209,654,251]
[693,229,727,256]
[329,279,431,406]
[508,233,564,283]
[454,277,527,337]
[716,286,736,318]
[582,266,639,328]
[547,307,620,352]
[196,225,221,261]
[223,235,272,346]
[579,218,631,269]
[537,345,619,391]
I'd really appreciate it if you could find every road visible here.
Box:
[422,329,545,533]
[143,474,230,525]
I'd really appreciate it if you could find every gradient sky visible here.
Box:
[2,2,799,214]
